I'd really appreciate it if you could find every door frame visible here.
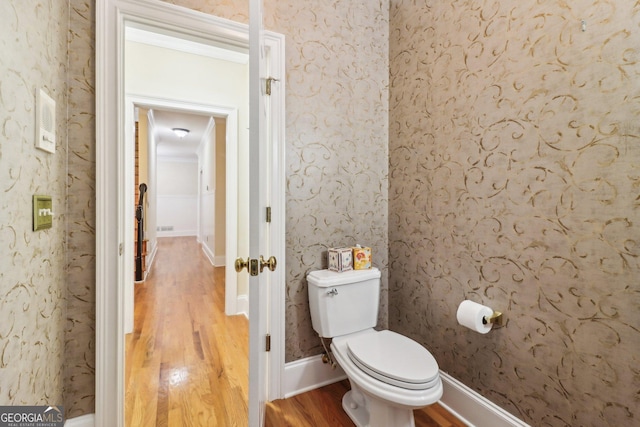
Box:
[123,95,241,333]
[95,0,286,425]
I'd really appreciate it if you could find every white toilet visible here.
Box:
[308,268,443,427]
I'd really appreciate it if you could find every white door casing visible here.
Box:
[123,95,240,332]
[95,0,286,425]
[258,25,287,410]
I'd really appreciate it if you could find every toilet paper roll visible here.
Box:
[456,300,494,334]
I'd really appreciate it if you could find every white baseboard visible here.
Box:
[147,241,157,270]
[438,371,531,427]
[283,354,347,398]
[157,230,197,238]
[144,242,158,278]
[64,413,94,427]
[201,242,215,266]
[199,243,224,267]
[237,294,249,318]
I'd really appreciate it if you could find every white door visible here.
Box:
[246,25,286,427]
[247,0,271,424]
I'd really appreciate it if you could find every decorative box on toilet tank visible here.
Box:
[328,247,353,272]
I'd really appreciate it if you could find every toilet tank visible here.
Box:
[307,268,381,338]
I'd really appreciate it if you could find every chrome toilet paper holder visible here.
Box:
[482,311,503,326]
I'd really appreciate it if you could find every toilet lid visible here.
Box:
[347,330,439,390]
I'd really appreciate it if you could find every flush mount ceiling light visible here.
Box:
[172,127,190,138]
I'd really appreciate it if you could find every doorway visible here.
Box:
[95,2,286,425]
[123,24,248,326]
[125,104,244,426]
[123,95,242,334]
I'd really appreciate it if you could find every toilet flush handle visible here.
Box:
[327,288,338,296]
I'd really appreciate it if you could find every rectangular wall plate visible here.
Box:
[33,195,53,231]
[36,88,56,153]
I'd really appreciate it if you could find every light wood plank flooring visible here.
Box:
[266,380,467,427]
[126,237,248,426]
[126,236,466,426]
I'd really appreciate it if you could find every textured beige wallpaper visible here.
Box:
[0,0,68,407]
[65,0,96,417]
[162,0,248,23]
[389,1,640,426]
[264,0,390,362]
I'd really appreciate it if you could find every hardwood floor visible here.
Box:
[125,237,249,426]
[126,237,466,427]
[266,380,467,427]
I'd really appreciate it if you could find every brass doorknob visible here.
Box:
[259,255,277,272]
[235,257,250,273]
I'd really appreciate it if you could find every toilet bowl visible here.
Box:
[331,329,442,427]
[307,268,443,427]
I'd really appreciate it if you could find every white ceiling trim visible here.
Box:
[125,26,249,64]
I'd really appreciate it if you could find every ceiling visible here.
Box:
[146,108,215,160]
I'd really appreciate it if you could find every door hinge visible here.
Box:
[266,206,271,223]
[119,243,123,256]
[266,77,279,96]
[265,334,271,352]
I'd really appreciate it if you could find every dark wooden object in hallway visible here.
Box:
[126,237,466,426]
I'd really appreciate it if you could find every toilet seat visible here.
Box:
[331,329,443,413]
[346,330,439,390]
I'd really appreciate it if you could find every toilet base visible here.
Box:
[342,390,369,427]
[342,383,416,427]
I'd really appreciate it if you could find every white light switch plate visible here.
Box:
[36,88,56,154]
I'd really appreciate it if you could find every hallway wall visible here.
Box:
[389,2,640,426]
[214,118,226,263]
[157,159,199,237]
[0,0,69,408]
